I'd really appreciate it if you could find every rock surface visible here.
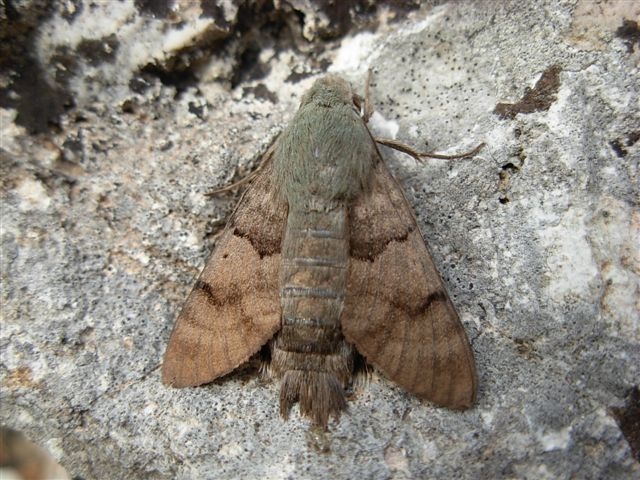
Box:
[1,1,638,478]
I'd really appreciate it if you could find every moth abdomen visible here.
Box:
[272,206,355,425]
[280,314,342,353]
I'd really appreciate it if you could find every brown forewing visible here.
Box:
[342,159,477,409]
[162,160,286,387]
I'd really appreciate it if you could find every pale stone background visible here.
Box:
[1,1,638,478]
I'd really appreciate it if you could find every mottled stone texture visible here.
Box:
[1,1,638,478]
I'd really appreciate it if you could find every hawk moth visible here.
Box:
[162,75,478,427]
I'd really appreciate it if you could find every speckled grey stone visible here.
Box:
[1,1,638,479]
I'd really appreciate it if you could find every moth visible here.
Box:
[162,75,478,427]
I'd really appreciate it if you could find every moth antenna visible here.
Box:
[360,71,482,160]
[375,138,485,162]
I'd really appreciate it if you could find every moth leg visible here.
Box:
[205,142,277,196]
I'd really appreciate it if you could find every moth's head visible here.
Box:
[301,75,355,109]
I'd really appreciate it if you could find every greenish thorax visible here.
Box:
[273,76,377,211]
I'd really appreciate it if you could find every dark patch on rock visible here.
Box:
[286,70,315,83]
[77,33,120,66]
[0,54,73,133]
[129,75,154,94]
[200,0,232,29]
[138,63,199,94]
[134,0,175,19]
[628,130,640,146]
[58,0,84,22]
[50,45,81,85]
[231,38,272,87]
[609,131,640,158]
[616,19,639,53]
[243,83,278,103]
[493,64,562,119]
[188,101,208,120]
[0,1,74,133]
[609,139,627,158]
[611,387,640,461]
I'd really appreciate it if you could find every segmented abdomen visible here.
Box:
[272,206,355,425]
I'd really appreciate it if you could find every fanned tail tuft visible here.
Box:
[280,370,347,427]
